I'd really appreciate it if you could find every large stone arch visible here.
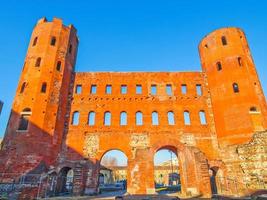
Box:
[151,138,185,154]
[96,147,131,163]
[150,139,212,198]
[97,148,129,188]
[208,160,228,195]
[151,140,186,195]
[81,134,212,197]
[82,134,133,195]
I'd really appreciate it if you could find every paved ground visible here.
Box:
[45,190,267,200]
[46,191,201,200]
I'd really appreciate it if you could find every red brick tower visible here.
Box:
[199,27,267,146]
[0,18,78,173]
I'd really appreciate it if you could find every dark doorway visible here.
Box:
[209,168,218,194]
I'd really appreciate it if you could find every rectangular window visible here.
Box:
[166,84,172,95]
[106,85,112,94]
[196,84,202,96]
[151,85,157,95]
[75,85,82,94]
[121,85,127,94]
[90,85,97,94]
[181,84,187,94]
[136,85,142,94]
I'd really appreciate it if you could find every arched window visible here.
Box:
[104,111,111,126]
[183,111,191,125]
[50,36,56,46]
[136,111,143,125]
[35,57,41,67]
[88,111,95,126]
[199,110,207,125]
[120,111,127,125]
[167,111,175,125]
[41,82,47,93]
[233,83,239,93]
[32,37,38,46]
[56,61,61,71]
[221,36,227,45]
[72,111,79,125]
[216,62,222,71]
[20,82,26,94]
[238,57,242,66]
[18,108,32,131]
[152,111,159,125]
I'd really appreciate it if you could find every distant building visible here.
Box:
[100,158,180,187]
[0,100,3,115]
[154,158,180,186]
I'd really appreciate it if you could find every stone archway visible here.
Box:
[208,160,227,195]
[82,134,212,197]
[154,147,181,194]
[56,167,74,195]
[209,167,218,194]
[151,141,212,198]
[98,149,128,194]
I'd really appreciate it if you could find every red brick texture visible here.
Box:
[0,18,266,198]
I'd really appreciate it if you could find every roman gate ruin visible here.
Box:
[0,17,266,198]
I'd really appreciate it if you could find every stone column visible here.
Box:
[178,147,198,196]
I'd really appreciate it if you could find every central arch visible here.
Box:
[98,149,128,195]
[151,139,212,197]
[154,147,181,194]
[151,139,186,195]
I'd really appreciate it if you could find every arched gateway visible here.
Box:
[79,134,212,197]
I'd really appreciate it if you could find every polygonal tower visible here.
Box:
[0,18,78,173]
[199,27,267,146]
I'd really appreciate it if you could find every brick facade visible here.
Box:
[0,17,266,198]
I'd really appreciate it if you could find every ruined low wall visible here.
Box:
[219,131,267,194]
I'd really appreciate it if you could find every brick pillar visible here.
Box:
[179,147,198,196]
[127,148,155,194]
[73,163,85,195]
[179,147,212,197]
[194,151,212,198]
[84,159,99,195]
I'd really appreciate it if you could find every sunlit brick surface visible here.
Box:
[0,18,266,198]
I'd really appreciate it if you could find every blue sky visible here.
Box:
[0,0,267,142]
